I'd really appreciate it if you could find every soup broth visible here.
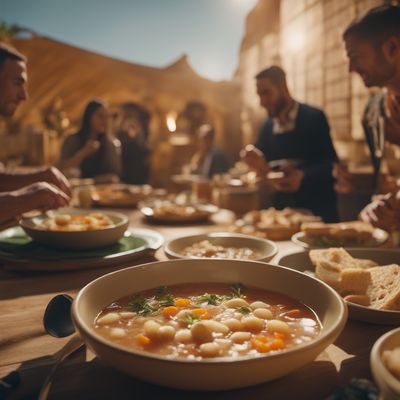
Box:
[94,283,321,360]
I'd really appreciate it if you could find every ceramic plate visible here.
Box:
[0,227,163,272]
[291,228,388,249]
[277,248,400,325]
[140,202,218,224]
[92,184,154,208]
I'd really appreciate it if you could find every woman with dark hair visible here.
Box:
[58,99,121,179]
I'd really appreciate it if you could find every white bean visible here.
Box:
[97,312,120,325]
[201,320,230,335]
[253,308,273,320]
[267,319,290,333]
[191,322,213,344]
[222,318,242,331]
[199,342,220,357]
[175,329,192,343]
[144,320,161,339]
[109,328,126,338]
[250,301,270,310]
[241,316,264,332]
[224,298,249,308]
[119,312,136,319]
[230,331,251,343]
[158,325,176,341]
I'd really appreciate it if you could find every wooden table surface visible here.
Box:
[0,210,393,400]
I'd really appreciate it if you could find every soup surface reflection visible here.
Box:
[94,283,321,360]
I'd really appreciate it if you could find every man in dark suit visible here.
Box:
[241,66,338,222]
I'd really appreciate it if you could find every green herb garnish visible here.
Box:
[128,294,158,316]
[155,286,171,299]
[238,306,251,314]
[196,293,221,306]
[230,283,244,298]
[181,313,201,326]
[159,293,175,307]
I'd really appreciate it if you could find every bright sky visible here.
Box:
[0,0,258,81]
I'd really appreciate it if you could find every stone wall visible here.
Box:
[236,0,385,163]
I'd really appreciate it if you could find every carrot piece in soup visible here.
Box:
[175,298,190,307]
[136,334,151,347]
[162,306,179,317]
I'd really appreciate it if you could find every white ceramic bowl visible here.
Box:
[371,327,400,400]
[20,208,129,250]
[72,259,347,391]
[164,232,278,262]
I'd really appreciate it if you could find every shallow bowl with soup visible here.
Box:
[164,232,278,262]
[72,258,347,391]
[371,327,400,400]
[20,208,129,250]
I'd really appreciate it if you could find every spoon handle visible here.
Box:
[38,334,84,400]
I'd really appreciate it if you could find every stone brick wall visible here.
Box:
[237,0,385,163]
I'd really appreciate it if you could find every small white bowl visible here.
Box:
[371,328,400,400]
[72,258,347,391]
[164,232,278,262]
[20,208,129,250]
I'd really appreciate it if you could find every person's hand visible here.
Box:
[239,144,269,177]
[37,166,72,197]
[359,191,400,232]
[81,139,100,158]
[269,165,304,193]
[17,182,71,211]
[332,163,355,193]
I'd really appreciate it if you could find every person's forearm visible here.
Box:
[0,191,34,223]
[0,170,43,192]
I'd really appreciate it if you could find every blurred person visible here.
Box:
[0,42,70,226]
[58,99,121,180]
[241,66,338,222]
[341,5,400,231]
[184,124,229,178]
[116,103,150,184]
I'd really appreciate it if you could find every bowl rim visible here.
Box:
[371,327,400,392]
[164,231,278,261]
[72,258,347,365]
[19,208,129,234]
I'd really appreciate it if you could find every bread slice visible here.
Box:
[310,248,372,295]
[367,264,400,310]
[302,221,374,245]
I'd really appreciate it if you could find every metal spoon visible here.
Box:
[39,294,85,400]
[43,294,75,338]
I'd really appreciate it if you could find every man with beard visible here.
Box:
[241,65,338,222]
[340,5,400,233]
[0,42,70,227]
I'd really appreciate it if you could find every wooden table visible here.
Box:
[0,210,392,400]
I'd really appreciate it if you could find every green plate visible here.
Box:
[0,227,163,271]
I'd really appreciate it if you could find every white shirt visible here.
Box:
[272,101,299,134]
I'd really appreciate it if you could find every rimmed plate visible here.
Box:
[140,202,218,224]
[291,228,388,249]
[164,232,278,262]
[92,184,155,208]
[277,248,400,325]
[0,227,164,272]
